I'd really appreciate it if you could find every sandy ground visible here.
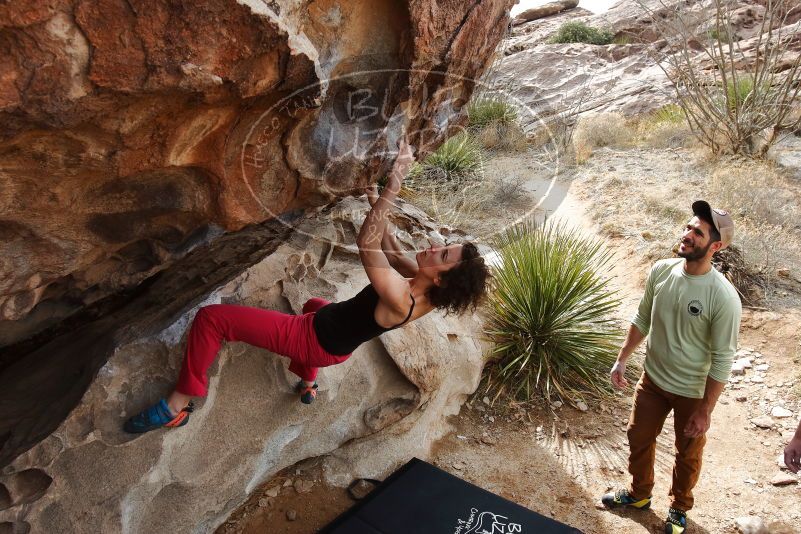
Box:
[219,147,801,534]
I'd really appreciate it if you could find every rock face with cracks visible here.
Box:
[0,0,513,339]
[0,0,510,530]
[0,198,486,533]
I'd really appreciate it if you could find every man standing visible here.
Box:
[601,201,741,534]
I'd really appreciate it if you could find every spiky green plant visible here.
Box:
[468,98,518,129]
[483,221,633,406]
[726,77,753,110]
[652,104,685,125]
[613,34,633,45]
[416,132,483,180]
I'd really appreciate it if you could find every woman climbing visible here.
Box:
[124,138,490,433]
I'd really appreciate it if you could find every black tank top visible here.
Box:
[312,284,415,355]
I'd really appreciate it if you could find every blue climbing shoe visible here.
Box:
[123,399,194,433]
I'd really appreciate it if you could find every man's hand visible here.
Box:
[684,409,711,438]
[610,360,629,389]
[784,435,801,474]
[613,325,645,389]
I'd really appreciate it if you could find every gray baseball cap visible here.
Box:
[692,200,734,249]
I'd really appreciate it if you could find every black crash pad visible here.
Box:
[321,458,582,533]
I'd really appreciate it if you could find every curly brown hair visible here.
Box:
[427,242,491,315]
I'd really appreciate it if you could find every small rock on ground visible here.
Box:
[293,479,314,494]
[481,435,498,445]
[751,415,774,429]
[770,406,793,418]
[777,453,787,469]
[770,472,798,486]
[735,516,767,534]
[349,479,377,500]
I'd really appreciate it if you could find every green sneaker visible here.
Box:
[600,489,652,510]
[664,508,686,534]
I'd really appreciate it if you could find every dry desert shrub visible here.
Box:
[635,104,696,149]
[401,178,488,230]
[402,134,529,233]
[711,244,769,305]
[548,21,615,45]
[707,161,799,229]
[524,78,597,165]
[474,121,528,152]
[467,96,529,153]
[706,159,801,298]
[573,112,634,163]
[401,173,528,235]
[638,0,801,156]
[402,120,532,234]
[580,150,799,305]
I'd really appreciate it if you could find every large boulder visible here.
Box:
[498,0,678,125]
[506,6,593,52]
[0,1,512,526]
[0,0,513,338]
[0,197,486,533]
[496,41,672,123]
[512,0,579,26]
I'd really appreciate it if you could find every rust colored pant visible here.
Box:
[175,299,350,396]
[627,373,706,511]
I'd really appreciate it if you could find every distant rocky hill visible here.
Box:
[492,0,801,130]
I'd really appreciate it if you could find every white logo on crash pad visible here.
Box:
[455,508,523,534]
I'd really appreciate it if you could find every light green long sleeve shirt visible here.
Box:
[631,258,742,399]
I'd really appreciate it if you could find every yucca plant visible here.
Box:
[651,104,685,125]
[483,221,635,406]
[413,132,483,181]
[467,97,518,129]
[724,77,757,112]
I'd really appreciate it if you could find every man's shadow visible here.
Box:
[603,507,712,533]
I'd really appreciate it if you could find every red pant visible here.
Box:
[175,299,350,396]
